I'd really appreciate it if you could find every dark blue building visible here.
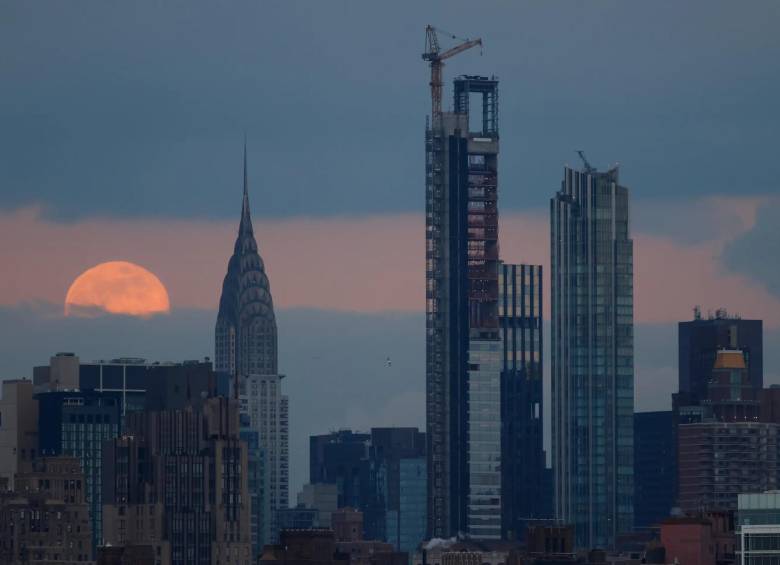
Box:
[309,428,426,549]
[634,411,675,530]
[499,262,547,539]
[678,311,763,403]
[310,430,371,509]
[37,389,122,549]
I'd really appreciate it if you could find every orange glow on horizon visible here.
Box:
[64,261,170,317]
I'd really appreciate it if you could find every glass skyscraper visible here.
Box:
[425,75,501,540]
[499,263,546,539]
[551,163,634,549]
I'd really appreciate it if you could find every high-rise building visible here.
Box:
[678,422,780,513]
[241,413,270,557]
[396,457,427,553]
[678,311,762,404]
[551,162,634,548]
[426,74,501,540]
[215,145,289,538]
[498,262,545,539]
[102,396,251,565]
[634,411,675,529]
[309,428,426,549]
[215,145,278,380]
[37,388,122,550]
[34,353,223,415]
[310,430,371,509]
[0,456,92,564]
[0,379,38,490]
[367,428,426,542]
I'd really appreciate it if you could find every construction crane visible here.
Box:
[576,150,595,173]
[422,25,482,126]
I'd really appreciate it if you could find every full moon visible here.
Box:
[65,261,171,317]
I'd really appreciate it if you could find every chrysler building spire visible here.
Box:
[215,144,277,379]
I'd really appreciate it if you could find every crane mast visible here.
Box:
[422,25,482,126]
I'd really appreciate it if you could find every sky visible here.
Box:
[2,0,780,496]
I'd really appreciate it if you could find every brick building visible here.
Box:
[0,456,92,564]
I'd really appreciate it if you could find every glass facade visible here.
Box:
[37,390,122,551]
[467,339,502,539]
[499,263,546,539]
[241,417,269,559]
[738,494,780,565]
[634,411,675,530]
[551,165,634,549]
[398,457,427,552]
[426,75,501,539]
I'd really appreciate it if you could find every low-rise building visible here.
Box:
[737,491,780,565]
[259,529,350,565]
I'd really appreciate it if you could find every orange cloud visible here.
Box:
[65,260,170,317]
[1,200,779,327]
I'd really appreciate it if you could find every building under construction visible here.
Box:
[423,26,502,540]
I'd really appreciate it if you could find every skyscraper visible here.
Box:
[215,145,278,379]
[634,411,675,530]
[215,145,289,540]
[102,396,251,565]
[677,311,763,406]
[551,162,634,548]
[499,262,546,539]
[426,75,501,540]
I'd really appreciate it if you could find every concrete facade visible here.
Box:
[0,379,38,491]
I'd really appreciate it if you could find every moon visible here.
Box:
[65,261,171,317]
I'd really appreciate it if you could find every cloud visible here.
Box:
[3,199,780,327]
[2,2,780,219]
[722,198,780,300]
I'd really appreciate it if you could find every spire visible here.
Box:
[240,137,253,235]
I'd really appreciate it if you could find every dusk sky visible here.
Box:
[2,0,780,494]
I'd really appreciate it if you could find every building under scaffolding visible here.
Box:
[425,74,501,540]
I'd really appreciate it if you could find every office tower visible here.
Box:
[0,379,38,490]
[498,262,545,539]
[551,162,634,548]
[634,411,675,529]
[678,422,780,513]
[242,413,270,558]
[309,428,426,549]
[310,430,371,509]
[426,74,501,540]
[102,396,251,565]
[0,456,92,564]
[215,146,289,537]
[396,457,427,552]
[37,388,122,550]
[367,428,426,542]
[678,310,762,404]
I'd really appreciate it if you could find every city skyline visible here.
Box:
[1,3,780,558]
